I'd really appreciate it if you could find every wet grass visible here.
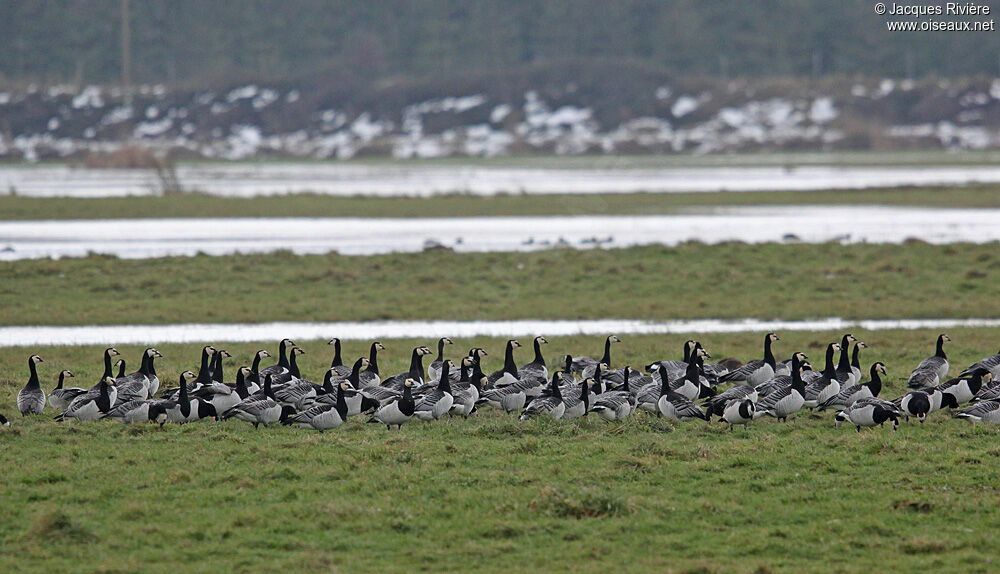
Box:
[1,242,998,326]
[2,185,999,220]
[1,329,1000,572]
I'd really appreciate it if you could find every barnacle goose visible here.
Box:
[573,335,620,378]
[49,370,86,411]
[520,371,566,421]
[245,349,272,393]
[754,361,807,422]
[656,363,709,422]
[427,337,454,382]
[953,400,1000,424]
[358,342,386,387]
[102,399,170,426]
[834,398,900,432]
[834,334,859,386]
[114,359,126,379]
[93,347,121,389]
[160,346,213,397]
[754,352,808,402]
[819,362,885,411]
[907,334,951,389]
[114,348,163,404]
[327,338,352,378]
[259,338,295,381]
[802,343,842,409]
[221,374,295,428]
[487,340,523,387]
[382,346,433,388]
[58,376,116,422]
[896,390,933,423]
[165,371,218,423]
[850,342,868,382]
[209,349,232,384]
[590,366,637,421]
[561,379,591,420]
[17,354,47,416]
[285,381,352,431]
[520,336,549,381]
[722,399,756,431]
[270,346,306,386]
[937,369,990,407]
[718,333,779,387]
[449,356,483,418]
[647,340,696,382]
[414,360,455,421]
[369,378,417,430]
[193,366,253,415]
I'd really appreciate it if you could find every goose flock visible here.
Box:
[7,333,1000,433]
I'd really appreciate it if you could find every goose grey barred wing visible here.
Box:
[755,375,791,399]
[907,366,940,389]
[975,384,1000,401]
[661,394,709,420]
[635,383,662,408]
[818,383,863,409]
[718,360,763,383]
[360,385,402,405]
[853,396,900,412]
[953,400,1000,421]
[413,389,445,413]
[756,385,792,411]
[102,400,150,422]
[703,384,756,415]
[520,395,562,419]
[591,391,630,412]
[571,356,598,375]
[962,353,1000,377]
[18,387,46,415]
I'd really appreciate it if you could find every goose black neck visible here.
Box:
[349,357,365,386]
[289,351,301,378]
[211,353,224,383]
[251,353,264,374]
[278,341,290,368]
[838,337,852,371]
[436,338,447,362]
[116,361,126,378]
[851,344,862,369]
[402,384,413,402]
[56,371,65,389]
[763,336,775,369]
[791,365,805,392]
[549,373,561,399]
[823,345,837,377]
[563,355,572,373]
[198,349,212,381]
[330,339,343,368]
[659,364,671,396]
[683,342,694,363]
[408,349,426,380]
[335,383,347,417]
[532,339,545,366]
[235,370,248,397]
[146,352,157,377]
[503,341,518,375]
[322,370,335,393]
[439,363,451,393]
[580,379,590,409]
[178,375,189,404]
[935,335,947,359]
[459,362,471,383]
[97,379,110,410]
[685,359,700,385]
[622,369,631,392]
[102,349,115,379]
[27,358,40,388]
[867,365,882,397]
[600,337,613,365]
[264,375,274,399]
[367,343,380,375]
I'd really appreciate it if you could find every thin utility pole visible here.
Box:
[121,0,132,105]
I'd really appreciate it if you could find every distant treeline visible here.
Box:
[4,0,1000,85]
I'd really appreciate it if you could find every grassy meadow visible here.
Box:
[2,330,1000,572]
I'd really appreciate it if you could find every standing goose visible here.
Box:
[166,371,218,423]
[59,376,116,421]
[272,346,306,386]
[801,343,842,409]
[259,338,296,380]
[160,346,214,397]
[194,366,254,415]
[519,336,549,381]
[755,353,809,401]
[17,354,46,416]
[221,374,295,428]
[834,397,900,432]
[327,338,353,378]
[317,358,378,416]
[573,335,620,378]
[114,348,163,404]
[285,381,352,431]
[722,399,756,431]
[561,379,592,420]
[358,342,386,387]
[907,334,951,389]
[487,340,523,387]
[92,347,122,389]
[819,362,886,411]
[962,347,1000,379]
[834,334,859,386]
[718,333,779,387]
[369,379,417,430]
[382,346,433,388]
[210,349,232,384]
[705,350,796,419]
[245,349,272,394]
[449,357,483,419]
[114,359,127,379]
[754,361,807,422]
[427,337,454,382]
[850,342,869,382]
[520,372,566,421]
[656,361,710,422]
[49,370,86,411]
[414,360,455,421]
[590,366,637,421]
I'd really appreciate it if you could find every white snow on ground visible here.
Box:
[4,318,1000,348]
[0,206,997,261]
[5,164,1000,198]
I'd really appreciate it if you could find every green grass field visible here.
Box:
[1,329,999,572]
[2,185,1000,220]
[2,242,996,326]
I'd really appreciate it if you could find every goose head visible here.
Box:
[403,378,417,388]
[461,356,474,369]
[217,349,232,359]
[608,335,621,344]
[843,334,857,344]
[359,357,371,369]
[256,349,272,360]
[107,347,121,357]
[793,351,808,362]
[940,334,952,343]
[509,340,522,348]
[442,337,454,346]
[873,362,887,376]
[339,381,353,392]
[29,354,44,365]
[535,336,548,345]
[833,410,848,426]
[148,403,169,427]
[766,333,779,343]
[416,346,433,356]
[374,342,386,351]
[696,347,712,360]
[856,342,869,350]
[147,348,163,358]
[291,347,306,356]
[60,369,75,380]
[179,370,197,384]
[238,366,252,379]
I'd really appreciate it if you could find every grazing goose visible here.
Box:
[573,335,620,378]
[358,342,386,387]
[114,348,163,404]
[58,376,116,422]
[18,354,47,415]
[834,397,900,432]
[519,336,549,381]
[656,364,709,422]
[896,390,933,423]
[487,340,523,387]
[722,399,756,431]
[754,362,807,422]
[327,338,353,378]
[285,381,352,431]
[937,369,990,407]
[369,379,417,430]
[449,357,483,419]
[834,334,859,386]
[561,379,591,420]
[382,346,433,389]
[719,333,779,387]
[520,372,566,421]
[427,337,454,382]
[907,334,951,389]
[953,400,1000,424]
[850,342,869,382]
[414,360,455,421]
[259,338,296,381]
[801,343,841,409]
[962,347,1000,379]
[590,366,637,421]
[49,370,86,411]
[245,349,272,393]
[819,362,885,411]
[221,374,295,428]
[166,371,218,423]
[102,399,170,426]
